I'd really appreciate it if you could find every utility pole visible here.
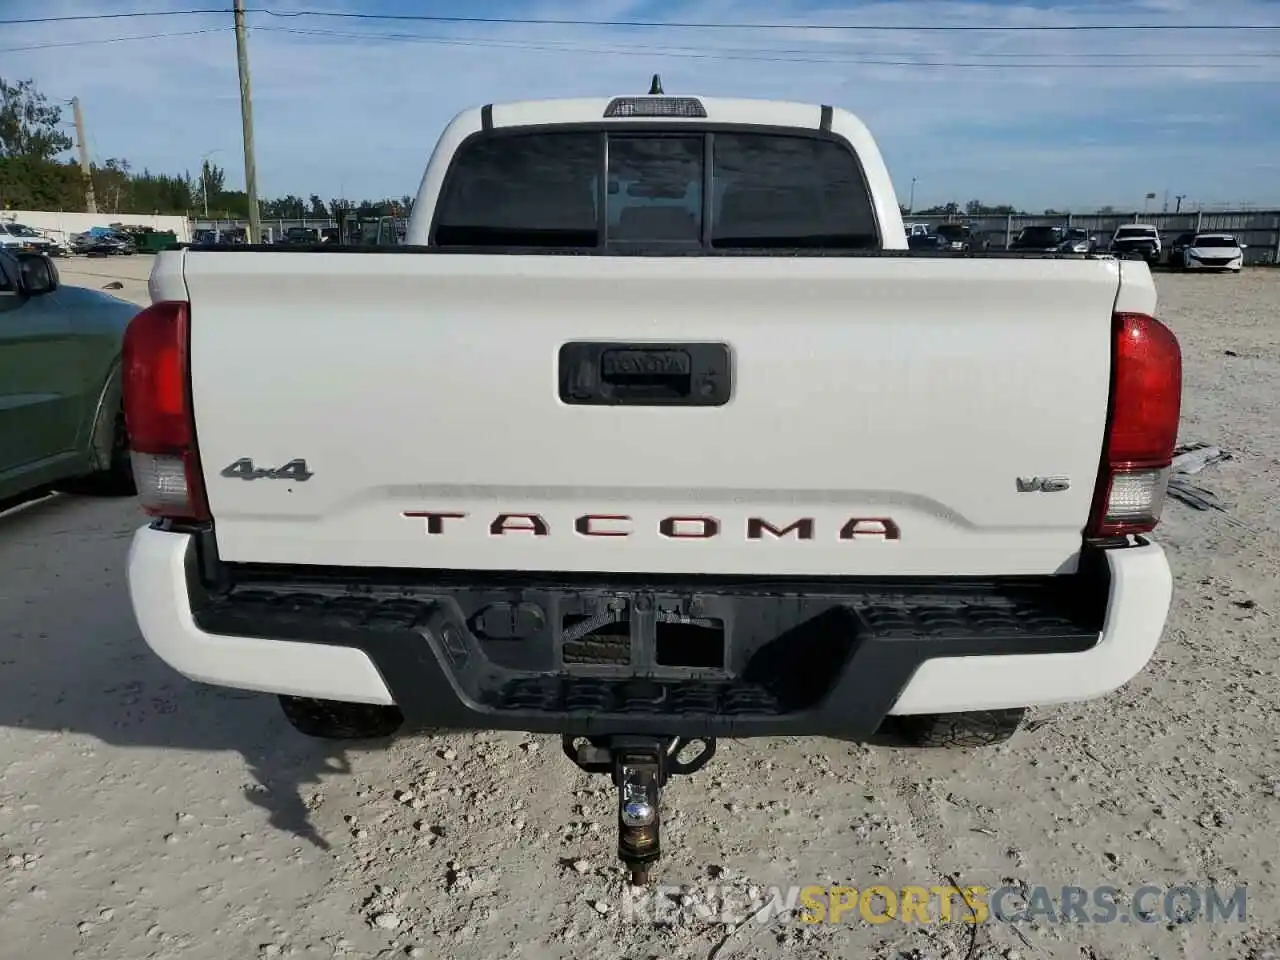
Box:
[233,0,261,243]
[70,97,97,214]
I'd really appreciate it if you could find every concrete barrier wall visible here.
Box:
[1,211,192,243]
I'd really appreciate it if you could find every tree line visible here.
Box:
[1,77,410,220]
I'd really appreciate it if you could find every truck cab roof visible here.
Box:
[474,95,841,130]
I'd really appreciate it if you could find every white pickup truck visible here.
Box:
[124,84,1180,882]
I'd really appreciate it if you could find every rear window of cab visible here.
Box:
[431,129,881,252]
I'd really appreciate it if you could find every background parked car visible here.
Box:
[284,226,321,245]
[0,221,63,256]
[1167,232,1196,266]
[70,228,137,256]
[0,250,139,504]
[934,222,975,252]
[1109,223,1162,265]
[1009,225,1071,253]
[1171,233,1246,273]
[1062,228,1096,254]
[907,229,951,251]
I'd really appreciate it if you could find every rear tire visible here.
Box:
[885,708,1027,748]
[278,695,404,740]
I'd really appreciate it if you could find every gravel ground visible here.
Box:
[1,257,1277,959]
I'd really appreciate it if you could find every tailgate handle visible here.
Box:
[559,342,731,407]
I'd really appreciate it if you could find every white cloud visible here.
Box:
[4,0,1279,210]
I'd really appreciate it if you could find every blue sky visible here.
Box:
[5,0,1280,211]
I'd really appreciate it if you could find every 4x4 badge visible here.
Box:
[220,458,313,481]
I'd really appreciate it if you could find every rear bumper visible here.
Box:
[126,526,1173,738]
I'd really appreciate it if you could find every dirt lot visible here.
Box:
[1,257,1277,960]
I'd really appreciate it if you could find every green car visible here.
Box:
[0,250,139,504]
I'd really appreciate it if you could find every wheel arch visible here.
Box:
[86,356,123,472]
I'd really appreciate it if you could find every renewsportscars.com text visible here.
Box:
[621,883,1248,926]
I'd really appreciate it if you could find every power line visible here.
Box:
[4,21,1271,69]
[3,8,1280,31]
[254,10,1280,32]
[271,25,1280,61]
[253,26,1279,69]
[0,10,228,26]
[377,36,1280,60]
[0,28,227,54]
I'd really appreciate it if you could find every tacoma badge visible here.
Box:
[403,511,900,540]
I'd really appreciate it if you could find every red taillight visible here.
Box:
[1087,312,1182,538]
[122,301,210,523]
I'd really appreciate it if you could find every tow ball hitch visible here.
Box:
[563,735,716,885]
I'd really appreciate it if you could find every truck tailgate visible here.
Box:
[182,252,1130,577]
